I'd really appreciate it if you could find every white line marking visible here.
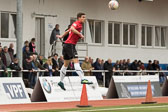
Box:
[63,105,168,112]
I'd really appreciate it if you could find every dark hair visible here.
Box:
[24,40,29,44]
[53,53,58,57]
[55,24,59,27]
[77,12,86,19]
[31,38,35,42]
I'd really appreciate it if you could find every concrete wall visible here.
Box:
[0,0,168,63]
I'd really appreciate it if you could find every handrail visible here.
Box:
[0,69,167,73]
[0,69,165,87]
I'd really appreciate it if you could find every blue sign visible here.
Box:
[3,83,27,99]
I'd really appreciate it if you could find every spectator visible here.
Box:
[67,60,75,76]
[52,53,59,76]
[119,60,125,70]
[93,58,103,84]
[30,54,44,88]
[23,56,33,87]
[29,38,36,53]
[130,60,138,70]
[23,46,31,61]
[104,58,113,88]
[81,56,94,76]
[146,60,154,75]
[49,24,61,45]
[8,43,14,57]
[23,40,29,52]
[43,57,55,76]
[9,58,21,77]
[89,57,94,67]
[125,59,131,70]
[140,63,146,70]
[101,59,104,69]
[58,56,64,70]
[153,60,160,71]
[50,24,61,55]
[38,55,44,65]
[113,60,122,75]
[63,24,71,44]
[0,46,3,57]
[1,46,13,67]
[130,60,139,75]
[0,56,7,77]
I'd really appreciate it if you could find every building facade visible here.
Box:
[0,0,168,63]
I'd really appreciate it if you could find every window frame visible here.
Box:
[154,26,167,48]
[0,11,16,39]
[108,21,137,47]
[122,23,137,47]
[141,24,167,49]
[108,21,121,46]
[141,25,153,48]
[87,19,103,45]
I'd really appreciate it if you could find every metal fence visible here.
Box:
[0,69,167,87]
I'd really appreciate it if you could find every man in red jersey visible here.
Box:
[57,12,93,90]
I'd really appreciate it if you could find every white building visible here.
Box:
[0,0,168,64]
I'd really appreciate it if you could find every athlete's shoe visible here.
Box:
[81,79,93,84]
[58,81,66,90]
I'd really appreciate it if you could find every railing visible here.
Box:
[0,70,167,87]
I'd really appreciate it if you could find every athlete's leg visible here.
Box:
[73,58,93,84]
[60,60,71,82]
[58,59,71,90]
[73,58,84,80]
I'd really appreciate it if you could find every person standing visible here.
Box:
[1,46,13,67]
[29,38,36,53]
[49,24,60,45]
[104,59,113,88]
[50,24,62,55]
[62,24,71,44]
[81,56,94,76]
[57,12,93,90]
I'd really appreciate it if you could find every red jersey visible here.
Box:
[65,21,83,45]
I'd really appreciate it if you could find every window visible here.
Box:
[108,23,112,44]
[1,13,9,38]
[147,27,152,46]
[114,23,120,44]
[142,25,167,48]
[0,12,16,38]
[123,24,128,45]
[123,24,136,45]
[141,25,152,47]
[108,22,137,46]
[88,19,102,44]
[108,22,121,45]
[155,26,166,47]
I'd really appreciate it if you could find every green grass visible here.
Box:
[18,103,168,112]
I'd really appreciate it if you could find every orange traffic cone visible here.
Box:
[142,80,157,104]
[77,84,92,107]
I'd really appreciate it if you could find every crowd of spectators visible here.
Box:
[0,40,166,88]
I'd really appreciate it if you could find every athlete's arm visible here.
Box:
[58,30,70,39]
[70,26,84,39]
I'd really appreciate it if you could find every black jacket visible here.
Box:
[49,28,60,45]
[9,62,21,77]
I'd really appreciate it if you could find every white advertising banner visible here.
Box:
[0,78,31,104]
[106,75,161,98]
[113,75,161,98]
[113,75,159,83]
[36,76,103,102]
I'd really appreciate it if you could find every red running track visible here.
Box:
[0,97,168,112]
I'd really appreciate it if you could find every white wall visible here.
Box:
[0,0,168,63]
